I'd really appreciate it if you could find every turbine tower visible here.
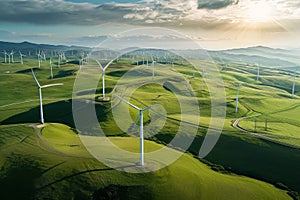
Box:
[185,78,189,91]
[256,64,260,81]
[19,51,25,64]
[31,69,63,124]
[37,51,41,68]
[200,68,205,91]
[96,59,114,100]
[79,58,83,70]
[151,59,156,80]
[3,50,7,63]
[57,52,61,68]
[235,83,241,113]
[10,50,15,63]
[8,52,11,64]
[50,57,53,79]
[292,73,296,98]
[117,95,155,166]
[146,58,149,68]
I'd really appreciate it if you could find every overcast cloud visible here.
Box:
[198,0,239,9]
[0,0,299,49]
[0,0,298,30]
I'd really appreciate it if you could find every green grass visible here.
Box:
[0,58,299,199]
[0,124,292,200]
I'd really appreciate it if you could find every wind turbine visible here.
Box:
[37,51,41,68]
[79,58,83,70]
[185,78,189,91]
[3,50,7,63]
[117,95,155,166]
[10,50,15,63]
[8,52,11,64]
[235,83,241,113]
[96,59,114,100]
[42,51,46,61]
[57,52,61,68]
[31,68,63,124]
[19,51,25,64]
[50,57,53,79]
[292,73,296,98]
[151,58,156,80]
[142,54,145,65]
[200,68,205,91]
[256,64,260,81]
[146,58,149,68]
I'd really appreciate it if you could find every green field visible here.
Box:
[0,57,299,199]
[0,124,292,200]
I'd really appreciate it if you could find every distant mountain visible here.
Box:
[0,41,299,70]
[211,46,300,69]
[0,41,90,53]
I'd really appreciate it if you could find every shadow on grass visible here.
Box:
[1,99,109,129]
[0,153,43,200]
[53,69,76,79]
[16,67,40,74]
[205,133,300,194]
[77,88,113,96]
[106,70,127,77]
[93,184,153,200]
[156,132,300,193]
[153,132,300,195]
[67,60,80,65]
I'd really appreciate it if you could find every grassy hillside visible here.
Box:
[0,123,292,200]
[0,57,299,199]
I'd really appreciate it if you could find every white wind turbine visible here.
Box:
[8,52,11,64]
[235,83,242,113]
[151,57,156,80]
[146,58,149,68]
[50,57,53,79]
[117,95,156,166]
[19,51,25,64]
[31,68,63,124]
[185,78,189,91]
[10,50,15,63]
[79,58,83,70]
[200,68,205,91]
[3,50,7,63]
[256,64,260,81]
[292,73,296,98]
[37,51,41,68]
[57,52,61,68]
[96,59,114,100]
[42,51,46,61]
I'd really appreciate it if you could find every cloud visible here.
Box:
[0,0,131,25]
[0,0,298,34]
[198,0,239,9]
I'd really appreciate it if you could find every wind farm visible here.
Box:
[0,40,299,200]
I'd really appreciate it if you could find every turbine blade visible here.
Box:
[41,83,63,88]
[31,68,41,88]
[142,103,158,111]
[116,95,141,111]
[133,114,140,126]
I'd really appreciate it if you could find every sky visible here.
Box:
[0,0,300,50]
